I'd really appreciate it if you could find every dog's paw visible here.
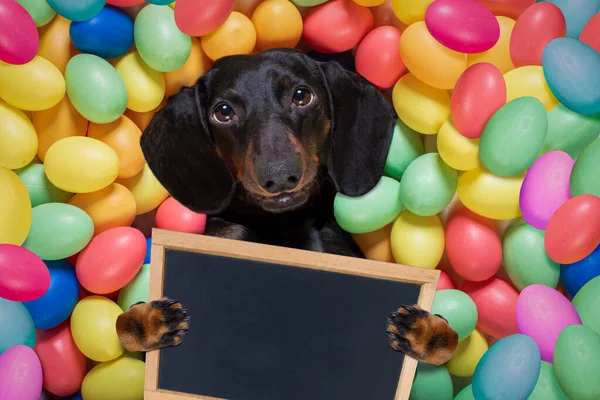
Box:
[116,297,190,352]
[385,304,458,365]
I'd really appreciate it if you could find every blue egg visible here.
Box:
[537,0,600,38]
[23,260,79,330]
[144,237,152,264]
[561,244,600,298]
[47,0,105,22]
[473,334,541,400]
[0,298,35,354]
[70,6,134,59]
[543,37,600,115]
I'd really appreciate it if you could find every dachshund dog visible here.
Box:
[116,48,458,366]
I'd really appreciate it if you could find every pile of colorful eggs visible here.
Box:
[0,0,599,398]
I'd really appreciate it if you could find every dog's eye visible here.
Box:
[213,104,235,123]
[292,88,313,107]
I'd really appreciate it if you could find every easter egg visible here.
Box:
[46,0,105,21]
[44,136,120,194]
[446,329,488,377]
[201,11,256,61]
[117,164,169,215]
[399,153,457,217]
[540,0,600,39]
[476,0,535,20]
[516,284,582,363]
[70,296,124,362]
[391,0,433,25]
[520,151,574,230]
[15,164,72,207]
[561,245,600,299]
[554,324,600,399]
[450,62,506,139]
[0,100,38,169]
[164,38,212,97]
[504,65,558,111]
[392,73,450,134]
[390,210,444,269]
[431,289,478,341]
[355,26,406,89]
[0,167,32,245]
[409,363,453,400]
[472,334,541,400]
[251,0,303,51]
[156,197,207,234]
[579,12,600,53]
[36,15,76,74]
[34,323,86,397]
[114,52,165,113]
[334,176,403,234]
[503,222,560,290]
[467,16,515,74]
[135,5,191,72]
[437,120,480,171]
[303,0,374,54]
[542,105,600,158]
[174,0,235,36]
[15,0,56,27]
[571,139,600,197]
[0,297,36,353]
[0,345,42,399]
[0,0,38,64]
[399,21,466,90]
[117,263,150,311]
[76,227,146,294]
[0,245,49,302]
[69,6,134,59]
[65,54,128,124]
[572,275,600,336]
[528,361,569,400]
[22,203,94,261]
[352,224,395,263]
[81,356,145,400]
[544,194,600,264]
[383,119,424,180]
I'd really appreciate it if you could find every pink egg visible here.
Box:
[425,0,500,53]
[155,197,207,234]
[0,345,43,400]
[520,151,574,231]
[0,244,50,302]
[451,62,506,138]
[437,270,457,290]
[0,0,39,65]
[516,284,582,363]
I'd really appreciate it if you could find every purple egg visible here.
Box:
[0,345,42,400]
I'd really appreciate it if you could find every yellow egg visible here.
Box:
[117,163,169,215]
[44,137,120,193]
[437,120,481,171]
[201,11,257,61]
[353,0,386,6]
[37,15,78,74]
[0,166,32,245]
[0,100,38,169]
[504,66,559,111]
[391,0,434,25]
[392,73,451,134]
[114,51,165,113]
[446,329,488,377]
[164,38,212,97]
[390,210,444,269]
[352,224,395,263]
[81,356,144,400]
[468,16,515,74]
[457,167,525,220]
[251,0,303,51]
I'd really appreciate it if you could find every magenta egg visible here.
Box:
[0,345,43,400]
[425,0,500,53]
[0,244,50,302]
[0,0,39,65]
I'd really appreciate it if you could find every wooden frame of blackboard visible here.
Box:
[144,228,440,400]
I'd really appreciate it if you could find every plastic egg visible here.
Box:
[65,54,128,124]
[572,275,600,336]
[409,363,453,400]
[467,16,515,74]
[571,139,600,197]
[544,194,600,264]
[0,100,38,169]
[81,356,145,400]
[0,297,36,353]
[503,222,560,290]
[437,120,480,171]
[201,11,256,61]
[0,167,32,246]
[477,0,534,20]
[542,105,600,158]
[355,26,406,89]
[399,21,466,89]
[156,197,207,234]
[164,38,212,97]
[528,361,569,400]
[504,65,558,111]
[135,5,191,72]
[543,0,600,39]
[46,0,105,21]
[69,6,134,59]
[114,51,165,113]
[0,0,38,64]
[174,0,235,36]
[0,245,49,302]
[251,0,303,51]
[390,210,444,269]
[391,0,433,25]
[334,176,403,234]
[117,263,150,312]
[472,334,541,400]
[15,163,73,207]
[383,119,424,180]
[554,324,600,399]
[430,289,478,341]
[15,0,56,27]
[34,322,87,397]
[351,224,395,263]
[0,345,42,399]
[561,244,600,299]
[437,270,457,290]
[36,15,76,74]
[303,0,373,54]
[392,73,450,134]
[446,329,488,377]
[116,164,170,215]
[579,12,600,52]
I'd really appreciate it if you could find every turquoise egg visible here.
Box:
[538,0,600,39]
[528,361,568,400]
[409,363,453,400]
[543,37,600,115]
[384,119,424,181]
[479,96,548,177]
[473,334,541,400]
[431,289,477,342]
[572,275,600,336]
[0,297,35,354]
[15,163,73,207]
[542,105,600,158]
[46,0,104,22]
[22,203,94,260]
[570,139,600,197]
[117,263,150,311]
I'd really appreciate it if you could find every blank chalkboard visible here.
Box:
[144,229,439,400]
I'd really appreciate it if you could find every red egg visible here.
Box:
[544,194,600,264]
[0,244,50,302]
[174,0,236,36]
[476,0,535,20]
[450,62,506,138]
[355,26,407,89]
[155,197,207,234]
[580,12,600,53]
[437,270,457,290]
[303,0,374,54]
[34,322,86,397]
[76,227,146,294]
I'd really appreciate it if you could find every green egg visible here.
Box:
[502,222,560,290]
[528,361,568,400]
[118,263,150,311]
[16,0,56,27]
[290,0,329,6]
[333,176,403,234]
[572,276,600,336]
[431,289,477,342]
[15,163,73,207]
[410,363,453,400]
[554,325,600,400]
[479,97,548,177]
[65,54,128,124]
[384,119,425,181]
[22,203,93,260]
[399,153,457,217]
[134,5,191,72]
[570,139,600,198]
[542,105,600,158]
[454,385,474,400]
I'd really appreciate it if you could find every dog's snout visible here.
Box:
[256,156,302,193]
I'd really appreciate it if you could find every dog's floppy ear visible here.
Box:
[140,78,236,215]
[319,61,397,196]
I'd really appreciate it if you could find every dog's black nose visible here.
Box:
[256,158,302,193]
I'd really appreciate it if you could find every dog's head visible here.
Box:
[141,48,396,215]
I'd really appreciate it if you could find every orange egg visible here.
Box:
[201,12,257,61]
[37,15,79,74]
[352,224,395,263]
[251,0,303,51]
[164,38,212,98]
[468,16,516,74]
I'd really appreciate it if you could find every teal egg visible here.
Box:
[117,263,150,311]
[399,153,457,217]
[554,324,600,400]
[15,0,56,27]
[134,5,191,72]
[572,275,600,336]
[333,176,403,234]
[431,289,477,342]
[384,119,425,181]
[542,105,600,158]
[409,363,453,400]
[65,54,128,124]
[528,361,568,400]
[0,297,35,354]
[479,97,548,177]
[22,203,93,260]
[15,163,73,207]
[570,139,600,198]
[454,385,474,400]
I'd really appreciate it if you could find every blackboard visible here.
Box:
[144,229,439,400]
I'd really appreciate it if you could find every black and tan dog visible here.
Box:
[116,48,458,366]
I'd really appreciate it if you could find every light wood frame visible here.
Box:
[144,228,440,400]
